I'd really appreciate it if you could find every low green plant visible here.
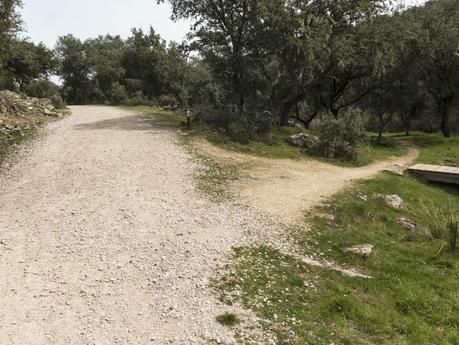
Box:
[216,312,240,327]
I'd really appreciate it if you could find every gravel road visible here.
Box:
[0,106,273,345]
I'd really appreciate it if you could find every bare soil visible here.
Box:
[192,138,420,224]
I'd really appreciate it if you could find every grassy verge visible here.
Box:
[125,106,407,166]
[214,134,459,345]
[409,133,459,166]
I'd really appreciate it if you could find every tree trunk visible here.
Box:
[280,102,293,127]
[377,112,385,144]
[400,109,411,136]
[304,111,318,129]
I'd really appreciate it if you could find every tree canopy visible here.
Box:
[1,0,458,138]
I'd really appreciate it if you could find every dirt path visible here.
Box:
[193,138,420,224]
[0,106,275,345]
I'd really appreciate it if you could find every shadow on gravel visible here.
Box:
[73,114,171,132]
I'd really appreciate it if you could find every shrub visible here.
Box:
[50,94,66,109]
[25,79,60,99]
[109,82,128,105]
[119,91,154,107]
[312,110,367,160]
[226,116,254,144]
[157,94,178,109]
[25,79,66,109]
[216,313,240,327]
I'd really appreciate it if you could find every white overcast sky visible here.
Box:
[20,0,190,48]
[21,0,425,49]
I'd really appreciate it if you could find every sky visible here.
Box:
[21,0,426,49]
[20,0,190,48]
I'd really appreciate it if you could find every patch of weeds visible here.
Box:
[216,312,241,327]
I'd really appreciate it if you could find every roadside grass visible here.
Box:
[126,106,407,166]
[214,134,459,345]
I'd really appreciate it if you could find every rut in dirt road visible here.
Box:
[0,106,274,345]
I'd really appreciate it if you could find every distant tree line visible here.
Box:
[1,0,458,140]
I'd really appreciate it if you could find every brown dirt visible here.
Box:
[192,137,420,225]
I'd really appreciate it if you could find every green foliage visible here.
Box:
[25,79,65,109]
[108,82,128,105]
[0,0,22,66]
[216,313,240,327]
[414,201,458,252]
[312,111,367,160]
[0,39,57,92]
[55,34,92,104]
[215,180,459,344]
[25,79,59,99]
[213,134,459,344]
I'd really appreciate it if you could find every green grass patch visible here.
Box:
[216,312,241,327]
[409,133,459,166]
[214,134,459,345]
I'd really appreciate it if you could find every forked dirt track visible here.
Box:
[194,138,420,224]
[0,106,419,344]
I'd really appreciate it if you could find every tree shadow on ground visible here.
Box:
[73,114,175,132]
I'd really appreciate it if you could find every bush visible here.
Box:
[25,79,60,99]
[226,116,254,144]
[109,82,128,105]
[216,313,240,327]
[312,110,367,160]
[50,94,66,109]
[25,79,66,109]
[120,91,153,107]
[194,107,256,144]
[157,94,178,109]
